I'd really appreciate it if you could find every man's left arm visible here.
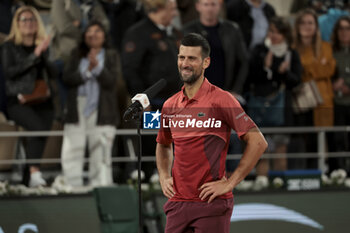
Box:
[199,127,267,203]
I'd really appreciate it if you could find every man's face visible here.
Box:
[196,0,221,21]
[178,45,210,84]
[159,0,178,26]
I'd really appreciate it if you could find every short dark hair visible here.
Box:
[269,17,293,47]
[181,33,211,58]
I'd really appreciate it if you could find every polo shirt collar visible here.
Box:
[180,78,211,103]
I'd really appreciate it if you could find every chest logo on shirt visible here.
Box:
[198,112,205,117]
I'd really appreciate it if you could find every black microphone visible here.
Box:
[123,79,167,120]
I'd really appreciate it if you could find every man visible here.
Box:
[122,0,182,109]
[156,33,267,233]
[226,0,276,50]
[183,0,248,95]
[122,0,182,180]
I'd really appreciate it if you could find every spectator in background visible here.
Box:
[246,17,302,175]
[318,6,349,42]
[330,16,350,173]
[50,0,109,110]
[1,6,59,187]
[61,21,120,187]
[99,0,144,51]
[122,0,182,109]
[293,9,336,127]
[122,0,182,181]
[308,0,350,42]
[293,9,336,168]
[183,0,248,95]
[226,0,275,51]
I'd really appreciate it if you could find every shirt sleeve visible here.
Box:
[156,103,173,145]
[220,92,256,139]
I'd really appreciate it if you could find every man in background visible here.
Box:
[183,0,248,96]
[122,0,182,110]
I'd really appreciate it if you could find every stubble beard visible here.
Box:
[179,68,203,85]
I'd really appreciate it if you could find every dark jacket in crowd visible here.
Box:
[183,19,248,94]
[121,17,182,106]
[226,0,276,48]
[177,0,199,25]
[247,44,302,125]
[0,0,16,35]
[63,48,121,126]
[0,40,59,164]
[1,41,58,108]
[100,0,144,51]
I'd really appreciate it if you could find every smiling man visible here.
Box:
[156,33,268,233]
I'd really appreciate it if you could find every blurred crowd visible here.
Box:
[0,0,349,187]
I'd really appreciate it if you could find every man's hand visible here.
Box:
[160,177,175,199]
[199,177,233,203]
[156,143,174,199]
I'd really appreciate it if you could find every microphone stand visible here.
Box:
[123,79,167,233]
[124,109,144,233]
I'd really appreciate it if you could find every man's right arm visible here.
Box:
[156,143,175,199]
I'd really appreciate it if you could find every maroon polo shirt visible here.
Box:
[157,78,256,202]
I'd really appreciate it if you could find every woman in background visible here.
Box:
[1,6,57,187]
[293,8,336,127]
[293,9,336,168]
[247,16,302,175]
[61,21,121,187]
